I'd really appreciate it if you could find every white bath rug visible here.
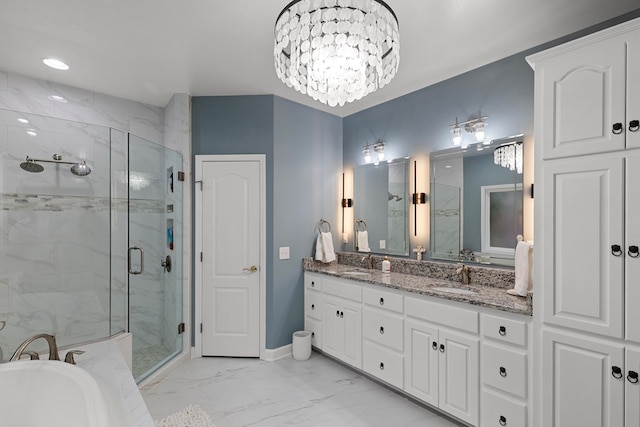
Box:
[154,404,215,427]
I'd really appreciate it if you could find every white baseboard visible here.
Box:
[262,344,292,361]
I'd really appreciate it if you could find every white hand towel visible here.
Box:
[508,239,533,297]
[357,230,371,252]
[315,231,336,263]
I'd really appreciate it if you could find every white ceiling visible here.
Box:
[0,0,638,117]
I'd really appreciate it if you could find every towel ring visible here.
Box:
[355,219,367,232]
[318,219,331,233]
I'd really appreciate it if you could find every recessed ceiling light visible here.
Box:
[48,95,67,103]
[17,118,29,124]
[26,130,37,136]
[42,58,69,71]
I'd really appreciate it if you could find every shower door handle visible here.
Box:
[128,246,144,275]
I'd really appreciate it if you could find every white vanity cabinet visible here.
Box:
[404,296,480,426]
[528,16,640,427]
[320,277,362,369]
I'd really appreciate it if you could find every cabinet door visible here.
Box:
[628,37,640,150]
[626,153,640,343]
[542,329,624,427]
[438,329,479,426]
[539,39,626,159]
[626,348,640,427]
[321,298,341,357]
[341,301,362,369]
[543,154,624,338]
[404,319,439,407]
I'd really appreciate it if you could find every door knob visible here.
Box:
[243,265,258,273]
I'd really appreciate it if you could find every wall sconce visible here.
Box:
[363,139,386,164]
[411,160,427,237]
[450,111,489,146]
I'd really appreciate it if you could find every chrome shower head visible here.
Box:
[19,157,44,173]
[70,161,91,176]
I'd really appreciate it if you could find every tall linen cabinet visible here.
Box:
[528,17,640,427]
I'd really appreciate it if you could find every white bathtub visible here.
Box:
[0,360,112,427]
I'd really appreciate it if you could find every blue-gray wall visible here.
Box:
[192,95,342,349]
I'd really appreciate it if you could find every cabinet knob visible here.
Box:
[336,310,340,317]
[379,362,385,370]
[499,366,507,377]
[379,297,384,306]
[311,304,315,310]
[628,371,639,384]
[311,281,315,287]
[340,311,344,318]
[499,415,507,426]
[612,244,623,256]
[629,245,639,258]
[613,122,624,134]
[439,344,445,353]
[379,326,385,334]
[498,326,507,336]
[630,119,640,132]
[432,341,438,350]
[311,332,315,337]
[612,366,623,379]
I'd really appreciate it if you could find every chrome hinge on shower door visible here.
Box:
[178,322,185,334]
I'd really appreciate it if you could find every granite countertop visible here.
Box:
[304,259,532,316]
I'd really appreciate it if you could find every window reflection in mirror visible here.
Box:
[353,158,410,256]
[430,136,524,267]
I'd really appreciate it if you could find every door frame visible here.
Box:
[194,154,266,359]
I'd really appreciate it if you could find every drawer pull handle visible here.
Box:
[379,297,384,306]
[612,366,623,379]
[499,415,507,426]
[499,367,507,377]
[379,326,385,334]
[498,326,506,336]
[628,371,639,384]
[432,341,438,350]
[613,122,624,134]
[630,119,640,132]
[629,245,639,258]
[612,244,623,256]
[379,362,384,370]
[439,344,445,353]
[311,304,315,310]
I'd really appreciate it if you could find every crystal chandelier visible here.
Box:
[494,142,523,174]
[274,0,400,107]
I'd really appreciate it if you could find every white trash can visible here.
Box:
[292,331,312,361]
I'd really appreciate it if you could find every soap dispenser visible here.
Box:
[381,256,391,273]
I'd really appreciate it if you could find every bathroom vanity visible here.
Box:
[304,255,532,427]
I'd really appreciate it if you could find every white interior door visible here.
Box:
[201,160,261,357]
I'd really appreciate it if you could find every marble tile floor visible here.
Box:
[141,352,464,427]
[133,343,173,379]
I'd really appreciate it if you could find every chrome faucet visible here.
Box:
[456,263,470,285]
[361,254,373,269]
[10,333,60,361]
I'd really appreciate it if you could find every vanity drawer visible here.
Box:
[363,341,404,389]
[405,296,478,334]
[304,317,321,349]
[481,389,527,427]
[305,290,322,321]
[363,307,404,351]
[305,274,322,291]
[363,286,403,313]
[323,277,362,302]
[481,313,527,347]
[482,343,527,398]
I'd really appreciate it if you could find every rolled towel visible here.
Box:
[508,237,533,297]
[357,230,371,252]
[315,231,336,263]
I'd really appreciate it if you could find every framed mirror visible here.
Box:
[430,135,524,266]
[353,158,410,256]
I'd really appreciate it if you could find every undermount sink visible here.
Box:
[0,360,112,427]
[342,271,371,276]
[432,287,478,295]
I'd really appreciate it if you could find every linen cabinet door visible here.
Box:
[340,300,362,369]
[542,330,624,427]
[626,348,640,427]
[404,319,439,407]
[542,154,624,338]
[537,39,626,159]
[626,152,640,343]
[628,36,640,150]
[321,298,341,358]
[438,329,479,426]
